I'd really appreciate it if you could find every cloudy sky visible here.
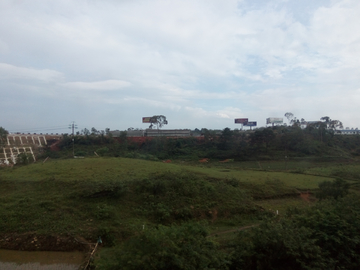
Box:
[1,0,360,133]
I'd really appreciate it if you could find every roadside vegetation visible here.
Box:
[1,124,360,269]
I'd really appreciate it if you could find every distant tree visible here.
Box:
[0,127,8,148]
[329,120,343,130]
[149,115,168,130]
[320,116,331,124]
[201,128,216,143]
[91,127,99,135]
[284,112,294,124]
[320,116,343,130]
[284,113,303,127]
[291,118,300,127]
[221,127,233,141]
[193,128,201,135]
[82,128,90,136]
[250,128,276,152]
[219,127,234,150]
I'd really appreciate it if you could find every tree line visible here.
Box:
[50,117,360,160]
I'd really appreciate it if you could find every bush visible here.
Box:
[96,147,109,156]
[230,219,324,270]
[96,223,228,270]
[316,178,350,200]
[74,150,87,156]
[16,153,34,165]
[75,181,128,199]
[230,194,360,270]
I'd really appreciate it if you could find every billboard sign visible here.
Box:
[244,121,257,127]
[142,117,152,123]
[266,117,283,124]
[234,118,248,124]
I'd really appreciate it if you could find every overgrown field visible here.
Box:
[1,157,360,269]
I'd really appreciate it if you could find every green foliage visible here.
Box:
[293,195,360,269]
[96,147,109,156]
[52,124,360,161]
[124,152,159,161]
[3,156,360,269]
[97,223,228,270]
[148,115,168,129]
[133,171,254,223]
[316,178,350,200]
[97,226,116,247]
[0,126,8,148]
[231,220,324,270]
[76,180,128,199]
[95,203,115,220]
[250,128,276,153]
[230,194,360,270]
[74,150,87,156]
[16,152,34,165]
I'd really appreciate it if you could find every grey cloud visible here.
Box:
[0,63,63,82]
[1,0,360,131]
[63,80,131,91]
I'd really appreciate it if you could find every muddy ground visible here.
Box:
[0,233,91,252]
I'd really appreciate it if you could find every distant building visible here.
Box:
[335,129,360,135]
[145,129,191,137]
[127,130,146,137]
[109,129,191,137]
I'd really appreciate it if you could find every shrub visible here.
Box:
[96,223,228,270]
[316,178,350,200]
[96,147,109,156]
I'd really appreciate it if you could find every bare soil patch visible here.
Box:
[0,233,90,252]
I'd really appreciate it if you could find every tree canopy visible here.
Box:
[149,115,168,129]
[0,126,8,148]
[320,116,343,130]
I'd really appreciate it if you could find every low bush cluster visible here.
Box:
[97,194,360,270]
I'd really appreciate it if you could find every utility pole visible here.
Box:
[68,121,78,157]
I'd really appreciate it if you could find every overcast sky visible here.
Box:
[1,0,360,133]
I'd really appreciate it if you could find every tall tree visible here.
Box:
[149,115,168,130]
[284,112,294,124]
[0,127,8,149]
[82,128,90,136]
[320,116,343,130]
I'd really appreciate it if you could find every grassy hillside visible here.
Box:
[2,157,360,269]
[0,158,337,238]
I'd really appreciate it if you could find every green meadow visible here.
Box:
[1,156,360,269]
[0,157,340,235]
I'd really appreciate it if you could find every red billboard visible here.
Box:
[142,117,152,123]
[234,118,248,124]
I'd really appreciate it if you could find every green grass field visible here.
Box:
[1,157,358,249]
[1,157,334,188]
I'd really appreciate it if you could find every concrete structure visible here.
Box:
[0,134,61,165]
[334,129,360,135]
[145,129,191,137]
